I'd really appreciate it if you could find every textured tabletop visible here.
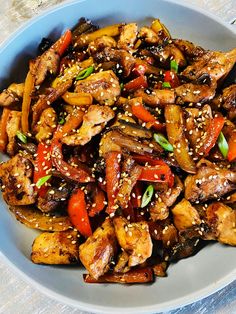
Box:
[0,0,235,313]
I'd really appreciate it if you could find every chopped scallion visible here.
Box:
[170,60,178,73]
[217,132,228,158]
[58,116,65,125]
[76,66,94,80]
[16,131,27,144]
[141,184,154,208]
[162,82,171,89]
[154,133,173,152]
[36,175,52,188]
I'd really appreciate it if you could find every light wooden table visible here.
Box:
[0,1,235,313]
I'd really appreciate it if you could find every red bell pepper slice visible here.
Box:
[131,182,143,208]
[133,154,174,187]
[51,137,94,183]
[132,64,147,76]
[33,142,52,197]
[131,101,164,131]
[197,116,225,156]
[105,151,121,215]
[124,75,148,91]
[88,185,106,217]
[67,188,92,238]
[52,29,72,56]
[164,70,180,88]
[227,131,236,162]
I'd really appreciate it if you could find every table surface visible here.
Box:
[0,0,235,313]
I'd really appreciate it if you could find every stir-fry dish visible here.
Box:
[0,17,236,284]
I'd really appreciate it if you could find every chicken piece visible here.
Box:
[221,84,236,121]
[75,70,120,106]
[30,48,60,86]
[62,105,115,146]
[172,198,201,231]
[150,176,183,221]
[205,202,236,246]
[114,251,130,273]
[113,216,153,267]
[31,230,80,264]
[0,153,35,205]
[117,23,138,50]
[139,27,159,44]
[79,219,118,279]
[181,48,236,83]
[35,107,57,142]
[88,35,117,55]
[148,43,186,68]
[185,161,236,203]
[0,83,24,107]
[134,89,175,107]
[185,105,212,147]
[173,39,205,62]
[37,184,72,213]
[175,83,215,104]
[94,47,136,77]
[6,110,21,156]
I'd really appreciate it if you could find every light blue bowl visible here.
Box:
[0,0,235,313]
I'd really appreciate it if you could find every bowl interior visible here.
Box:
[0,0,235,313]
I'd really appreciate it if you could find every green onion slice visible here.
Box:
[120,82,124,91]
[170,60,178,73]
[76,66,94,80]
[162,82,171,89]
[58,116,65,125]
[217,132,228,158]
[154,133,173,152]
[141,185,154,208]
[16,131,27,144]
[36,175,52,188]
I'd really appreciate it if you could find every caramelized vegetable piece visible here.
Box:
[0,108,11,152]
[165,105,196,173]
[105,151,121,214]
[62,92,93,106]
[67,188,92,238]
[31,230,79,264]
[76,24,122,48]
[83,267,154,284]
[9,205,72,231]
[21,70,35,133]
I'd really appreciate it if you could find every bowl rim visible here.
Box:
[0,0,235,313]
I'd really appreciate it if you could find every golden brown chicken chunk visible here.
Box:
[79,219,118,279]
[134,89,175,107]
[75,70,120,106]
[185,161,236,203]
[62,105,115,146]
[30,48,60,86]
[35,107,57,142]
[113,216,153,267]
[118,23,138,50]
[175,83,215,104]
[181,48,236,83]
[205,202,236,246]
[0,83,24,107]
[31,230,80,264]
[172,198,201,231]
[88,35,117,55]
[0,153,35,205]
